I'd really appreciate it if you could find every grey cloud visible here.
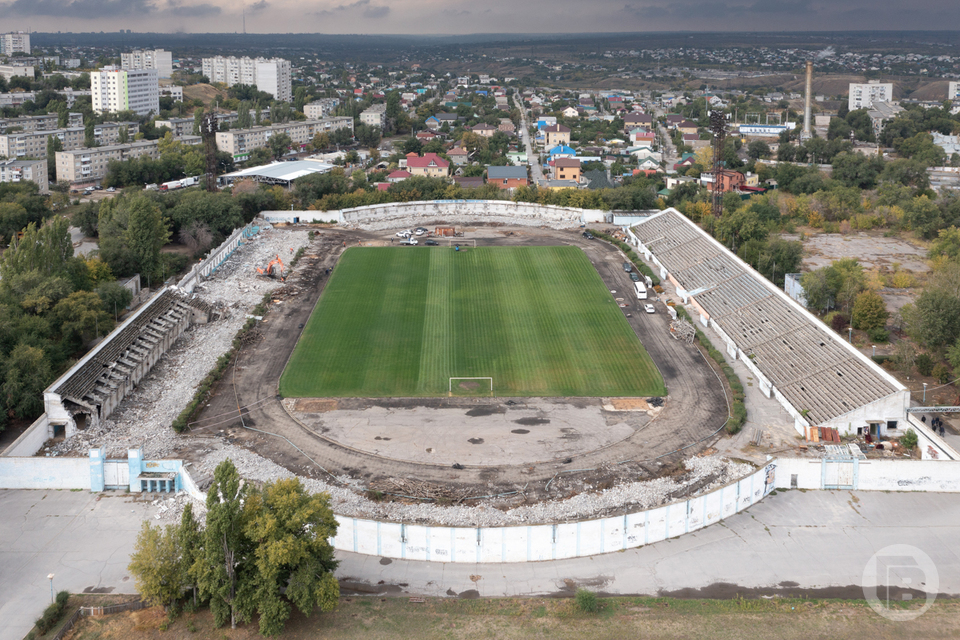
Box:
[312,0,389,18]
[166,0,220,15]
[3,0,154,17]
[247,0,269,11]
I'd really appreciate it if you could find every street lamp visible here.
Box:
[48,573,55,604]
[872,344,876,357]
[848,326,853,343]
[923,382,928,404]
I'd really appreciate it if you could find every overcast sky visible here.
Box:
[3,0,959,34]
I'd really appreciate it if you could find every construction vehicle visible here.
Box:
[256,255,286,280]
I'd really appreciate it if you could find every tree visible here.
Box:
[96,280,133,317]
[194,459,255,630]
[179,503,203,607]
[98,195,171,281]
[746,140,770,160]
[268,133,293,160]
[53,290,113,345]
[929,226,960,262]
[118,125,129,144]
[852,290,889,332]
[243,478,340,636]
[46,135,63,182]
[129,522,184,608]
[908,287,960,349]
[3,343,50,420]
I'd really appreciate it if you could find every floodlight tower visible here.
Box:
[710,110,727,220]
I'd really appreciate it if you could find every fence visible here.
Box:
[176,222,260,293]
[51,600,147,640]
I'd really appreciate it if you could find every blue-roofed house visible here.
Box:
[548,144,576,159]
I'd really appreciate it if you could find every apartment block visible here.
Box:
[56,140,161,183]
[304,98,340,119]
[950,81,960,101]
[0,158,47,194]
[91,66,159,117]
[848,82,895,111]
[120,49,173,79]
[0,90,90,108]
[0,112,83,134]
[0,65,34,81]
[215,117,353,161]
[159,86,183,102]
[360,103,387,129]
[0,32,30,55]
[201,56,292,102]
[156,109,270,139]
[0,121,140,159]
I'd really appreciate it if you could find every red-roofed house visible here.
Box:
[406,152,450,178]
[387,169,411,183]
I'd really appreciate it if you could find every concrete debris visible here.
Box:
[50,225,310,459]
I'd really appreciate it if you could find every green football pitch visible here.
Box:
[279,246,666,398]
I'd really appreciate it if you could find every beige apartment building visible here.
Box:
[56,140,159,184]
[0,113,84,134]
[201,56,292,102]
[215,117,353,161]
[360,103,387,129]
[1,121,141,159]
[0,158,48,194]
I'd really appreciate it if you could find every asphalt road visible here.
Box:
[337,489,960,600]
[514,94,544,183]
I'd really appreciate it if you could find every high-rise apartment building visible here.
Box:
[91,66,159,117]
[949,81,960,101]
[848,82,895,111]
[0,32,30,55]
[201,56,292,102]
[120,49,173,79]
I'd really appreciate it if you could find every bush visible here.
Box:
[868,328,889,343]
[916,353,934,376]
[932,362,951,384]
[900,428,918,449]
[34,591,70,635]
[575,588,599,613]
[830,313,849,333]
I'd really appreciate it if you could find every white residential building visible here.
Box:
[201,56,292,102]
[0,32,30,55]
[91,66,159,117]
[304,98,340,119]
[0,65,34,81]
[360,103,387,128]
[950,81,960,101]
[848,82,895,111]
[120,49,173,79]
[0,158,47,194]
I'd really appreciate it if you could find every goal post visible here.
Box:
[449,376,494,396]
[446,238,477,247]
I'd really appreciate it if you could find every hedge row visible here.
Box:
[675,305,746,435]
[587,229,661,286]
[34,591,70,635]
[171,293,272,434]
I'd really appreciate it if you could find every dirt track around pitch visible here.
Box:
[187,225,728,501]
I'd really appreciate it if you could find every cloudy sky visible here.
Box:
[2,0,957,34]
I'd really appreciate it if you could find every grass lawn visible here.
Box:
[64,596,960,640]
[279,246,665,398]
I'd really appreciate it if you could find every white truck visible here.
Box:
[400,237,418,245]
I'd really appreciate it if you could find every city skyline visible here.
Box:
[3,0,960,35]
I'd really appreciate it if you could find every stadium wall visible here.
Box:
[260,200,605,229]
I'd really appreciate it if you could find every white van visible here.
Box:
[634,282,647,300]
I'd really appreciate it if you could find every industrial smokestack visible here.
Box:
[803,61,813,137]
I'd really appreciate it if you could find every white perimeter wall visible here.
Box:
[332,464,774,563]
[261,200,606,229]
[774,456,960,492]
[0,457,89,489]
[2,414,50,457]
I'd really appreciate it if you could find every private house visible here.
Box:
[561,106,579,118]
[683,133,710,149]
[446,146,470,165]
[629,128,656,145]
[676,120,699,135]
[487,165,528,190]
[498,119,516,134]
[623,113,653,130]
[387,169,411,183]
[701,170,746,193]
[673,153,697,171]
[406,152,450,177]
[548,144,577,159]
[471,123,497,138]
[542,123,571,147]
[553,157,581,183]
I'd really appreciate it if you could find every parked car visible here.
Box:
[629,272,641,282]
[400,237,418,245]
[623,262,633,273]
[415,227,428,236]
[395,230,412,238]
[425,239,439,246]
[106,187,116,192]
[582,231,594,239]
[644,304,655,314]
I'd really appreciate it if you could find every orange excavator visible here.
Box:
[256,254,286,280]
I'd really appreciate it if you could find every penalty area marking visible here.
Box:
[449,376,494,396]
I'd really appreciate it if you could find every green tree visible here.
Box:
[194,459,254,630]
[98,195,171,281]
[53,290,113,344]
[243,478,340,636]
[84,120,96,148]
[96,280,133,317]
[268,132,293,160]
[3,343,51,420]
[851,290,889,332]
[118,125,129,144]
[128,521,185,608]
[193,108,205,137]
[179,503,203,607]
[929,226,960,262]
[46,135,64,182]
[908,287,960,349]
